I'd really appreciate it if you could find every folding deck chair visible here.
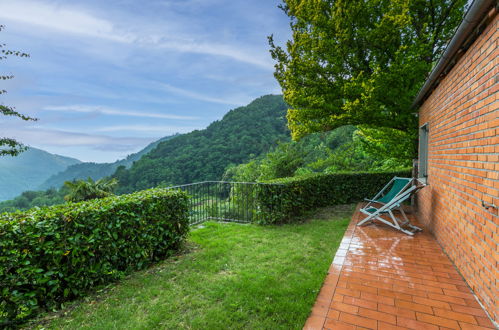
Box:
[357,177,425,235]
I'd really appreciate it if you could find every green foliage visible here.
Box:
[225,126,410,182]
[224,126,351,181]
[355,126,417,166]
[302,141,378,174]
[255,170,411,224]
[0,188,67,213]
[0,188,189,324]
[114,95,290,194]
[0,25,36,157]
[63,177,118,202]
[269,0,466,145]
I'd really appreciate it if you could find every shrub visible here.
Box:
[0,188,189,324]
[255,170,412,224]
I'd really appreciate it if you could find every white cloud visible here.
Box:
[0,0,132,43]
[0,122,160,162]
[0,0,273,69]
[2,126,151,148]
[42,105,199,120]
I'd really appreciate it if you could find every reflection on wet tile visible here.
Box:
[303,203,495,330]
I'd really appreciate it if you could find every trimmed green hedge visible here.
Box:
[0,188,189,324]
[256,170,412,224]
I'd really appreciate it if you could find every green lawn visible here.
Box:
[34,206,352,330]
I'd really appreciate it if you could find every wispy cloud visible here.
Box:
[152,40,273,69]
[0,1,132,43]
[95,125,199,133]
[0,0,273,69]
[159,83,250,106]
[42,105,199,120]
[2,126,151,149]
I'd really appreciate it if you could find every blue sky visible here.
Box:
[0,0,290,162]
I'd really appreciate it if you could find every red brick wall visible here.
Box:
[417,11,498,323]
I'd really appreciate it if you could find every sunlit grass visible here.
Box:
[34,205,353,330]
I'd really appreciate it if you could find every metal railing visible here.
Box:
[165,181,284,225]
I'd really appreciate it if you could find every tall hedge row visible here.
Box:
[256,170,412,224]
[0,188,189,324]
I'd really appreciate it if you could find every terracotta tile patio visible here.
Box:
[304,204,496,330]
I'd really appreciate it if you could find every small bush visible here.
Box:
[255,170,412,224]
[0,188,189,324]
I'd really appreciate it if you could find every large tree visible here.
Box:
[1,25,35,156]
[269,0,466,151]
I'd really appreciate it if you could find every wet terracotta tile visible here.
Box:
[342,296,377,310]
[328,264,342,275]
[360,291,395,306]
[378,288,413,301]
[332,293,344,302]
[475,315,496,328]
[323,274,339,286]
[335,249,349,257]
[318,284,336,297]
[330,301,359,314]
[427,292,466,305]
[346,283,378,295]
[395,299,433,314]
[378,321,409,329]
[311,300,330,317]
[336,287,361,298]
[433,307,477,324]
[304,315,326,330]
[450,304,490,317]
[397,316,439,330]
[339,312,377,329]
[443,288,476,299]
[323,318,356,330]
[378,303,416,320]
[326,309,340,320]
[358,307,396,324]
[302,204,495,330]
[416,312,460,329]
[412,296,451,309]
[333,255,346,265]
[459,322,497,330]
[463,298,483,308]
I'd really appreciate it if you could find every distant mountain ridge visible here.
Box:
[0,95,289,211]
[38,134,179,190]
[0,148,81,201]
[114,95,290,193]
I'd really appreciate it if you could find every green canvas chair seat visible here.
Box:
[358,177,425,235]
[372,178,412,203]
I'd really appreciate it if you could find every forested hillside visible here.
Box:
[114,95,289,193]
[0,95,289,212]
[224,125,412,183]
[0,148,81,201]
[38,135,179,190]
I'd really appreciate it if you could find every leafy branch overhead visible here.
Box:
[269,0,466,142]
[0,24,36,157]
